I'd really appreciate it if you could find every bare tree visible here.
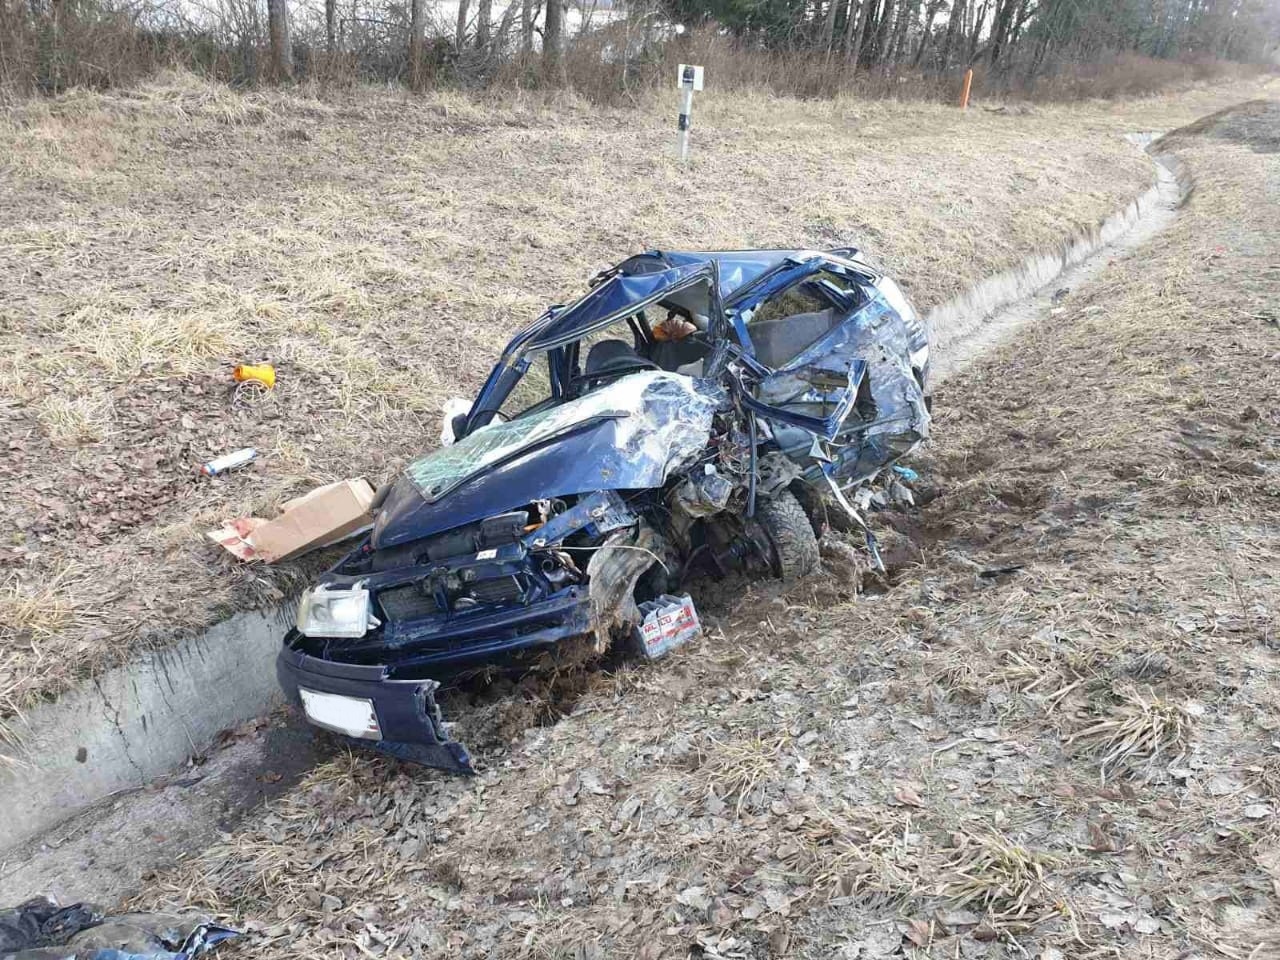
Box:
[872,0,896,62]
[267,0,291,79]
[966,0,989,62]
[891,0,921,63]
[325,0,336,51]
[409,0,424,88]
[850,0,876,63]
[987,0,1018,66]
[842,0,863,54]
[491,0,519,56]
[475,0,491,49]
[912,0,945,65]
[821,0,839,53]
[455,0,469,50]
[939,0,964,68]
[521,0,535,52]
[543,0,562,66]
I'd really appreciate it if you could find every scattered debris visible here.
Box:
[231,364,276,389]
[0,897,236,959]
[197,447,257,477]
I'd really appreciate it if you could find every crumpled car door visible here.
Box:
[734,266,929,486]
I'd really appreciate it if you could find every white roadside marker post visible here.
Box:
[676,63,703,161]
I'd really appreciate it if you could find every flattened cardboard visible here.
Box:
[249,478,376,563]
[207,478,376,564]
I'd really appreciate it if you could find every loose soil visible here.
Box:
[125,100,1280,958]
[0,72,1272,715]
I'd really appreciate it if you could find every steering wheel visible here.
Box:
[572,356,661,390]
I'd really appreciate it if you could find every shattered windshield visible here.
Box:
[406,372,724,504]
[405,400,624,502]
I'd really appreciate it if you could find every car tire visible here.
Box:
[792,482,857,537]
[755,489,820,581]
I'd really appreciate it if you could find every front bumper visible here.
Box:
[277,589,599,773]
[276,642,474,773]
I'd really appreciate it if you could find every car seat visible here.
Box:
[748,309,840,369]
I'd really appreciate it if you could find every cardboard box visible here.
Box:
[251,478,376,563]
[207,478,376,564]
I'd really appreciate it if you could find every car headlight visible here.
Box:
[296,585,377,638]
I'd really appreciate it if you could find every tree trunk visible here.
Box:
[987,0,1015,67]
[408,0,424,89]
[455,0,469,50]
[842,0,861,55]
[871,0,895,65]
[850,0,875,64]
[491,0,518,56]
[543,0,562,67]
[475,0,491,49]
[821,0,839,53]
[267,0,292,80]
[520,0,534,52]
[1007,0,1030,48]
[890,0,919,65]
[912,0,943,66]
[325,0,336,51]
[938,0,963,70]
[967,0,989,63]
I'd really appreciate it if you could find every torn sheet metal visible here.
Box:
[587,523,667,644]
[0,898,237,960]
[405,372,721,503]
[374,372,725,550]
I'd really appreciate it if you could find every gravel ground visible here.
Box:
[127,99,1280,959]
[0,71,1272,714]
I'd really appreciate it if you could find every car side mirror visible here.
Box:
[450,412,469,442]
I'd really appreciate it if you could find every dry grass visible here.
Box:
[938,830,1063,921]
[1071,686,1198,782]
[34,390,114,446]
[0,566,88,713]
[696,732,792,817]
[0,71,1273,715]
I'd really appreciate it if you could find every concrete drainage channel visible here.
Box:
[928,133,1189,385]
[0,132,1193,907]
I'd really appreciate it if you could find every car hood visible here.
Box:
[372,371,725,550]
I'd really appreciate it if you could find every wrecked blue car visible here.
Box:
[276,248,931,772]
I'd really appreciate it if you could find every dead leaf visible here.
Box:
[893,783,924,807]
[904,918,931,947]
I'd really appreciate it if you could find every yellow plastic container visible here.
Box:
[233,363,276,389]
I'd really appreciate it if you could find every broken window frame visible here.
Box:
[466,263,724,432]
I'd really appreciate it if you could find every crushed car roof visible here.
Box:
[524,248,872,350]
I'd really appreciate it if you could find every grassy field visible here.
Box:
[133,99,1280,960]
[0,73,1272,715]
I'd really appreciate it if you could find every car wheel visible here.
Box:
[792,482,857,537]
[755,489,820,581]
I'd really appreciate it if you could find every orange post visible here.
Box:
[959,68,974,109]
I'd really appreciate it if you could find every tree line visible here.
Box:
[3,0,1277,99]
[661,0,1279,76]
